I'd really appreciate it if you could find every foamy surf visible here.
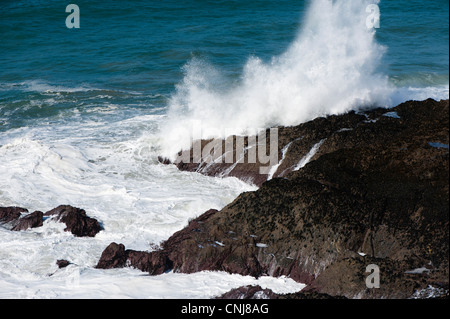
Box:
[0,267,305,299]
[0,120,257,298]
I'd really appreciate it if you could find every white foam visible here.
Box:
[0,109,257,298]
[267,139,297,180]
[389,85,449,106]
[294,139,326,171]
[383,111,401,119]
[0,268,305,299]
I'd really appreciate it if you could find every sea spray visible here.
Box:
[159,0,394,159]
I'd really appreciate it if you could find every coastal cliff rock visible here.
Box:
[101,99,449,298]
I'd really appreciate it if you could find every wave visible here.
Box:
[159,0,397,159]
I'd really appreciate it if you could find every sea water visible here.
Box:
[0,0,448,298]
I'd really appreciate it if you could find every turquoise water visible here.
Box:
[0,0,448,132]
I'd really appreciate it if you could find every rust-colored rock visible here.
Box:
[44,205,102,237]
[96,242,128,269]
[56,259,71,269]
[11,211,43,231]
[0,206,28,223]
[107,99,449,299]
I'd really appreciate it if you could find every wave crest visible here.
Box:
[160,0,394,158]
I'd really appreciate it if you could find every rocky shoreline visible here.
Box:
[2,98,448,299]
[120,98,450,299]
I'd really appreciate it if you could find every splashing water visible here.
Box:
[160,0,394,159]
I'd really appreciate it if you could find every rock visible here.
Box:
[126,250,172,274]
[99,99,448,299]
[159,107,367,187]
[44,205,102,237]
[216,285,347,299]
[0,206,28,223]
[302,257,425,299]
[96,242,172,274]
[96,242,128,269]
[151,99,449,298]
[11,211,43,231]
[56,259,71,268]
[2,205,102,236]
[161,99,449,188]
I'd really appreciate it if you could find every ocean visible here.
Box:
[0,0,448,298]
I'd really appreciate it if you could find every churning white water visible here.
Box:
[1,107,304,298]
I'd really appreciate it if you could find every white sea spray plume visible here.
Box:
[159,0,394,159]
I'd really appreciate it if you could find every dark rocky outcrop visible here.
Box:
[216,285,347,299]
[95,242,172,274]
[56,259,71,269]
[1,204,102,237]
[96,242,128,269]
[1,207,43,231]
[99,99,448,299]
[44,205,102,237]
[0,206,28,223]
[11,211,43,231]
[160,99,449,189]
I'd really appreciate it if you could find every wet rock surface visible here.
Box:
[43,205,102,237]
[0,206,28,224]
[11,211,43,231]
[104,99,449,298]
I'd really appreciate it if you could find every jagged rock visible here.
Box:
[100,99,448,299]
[161,99,449,188]
[44,205,102,237]
[96,242,128,269]
[95,242,173,274]
[127,250,173,274]
[151,99,448,298]
[0,206,28,223]
[56,259,71,268]
[1,205,102,236]
[216,284,347,299]
[11,211,43,231]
